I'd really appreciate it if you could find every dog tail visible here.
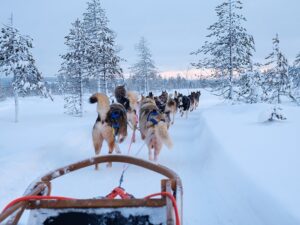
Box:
[155,121,173,149]
[127,91,138,110]
[89,94,98,104]
[89,93,110,118]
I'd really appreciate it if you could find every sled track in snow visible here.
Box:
[178,106,299,225]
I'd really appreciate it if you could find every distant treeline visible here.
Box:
[0,76,212,98]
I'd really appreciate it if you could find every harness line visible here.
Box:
[118,133,153,187]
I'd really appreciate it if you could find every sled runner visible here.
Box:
[0,155,183,225]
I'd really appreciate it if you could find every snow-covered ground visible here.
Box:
[0,90,299,225]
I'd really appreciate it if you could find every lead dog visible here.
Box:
[139,98,173,161]
[90,93,127,169]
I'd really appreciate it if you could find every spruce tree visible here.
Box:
[263,34,294,104]
[83,0,123,94]
[0,24,51,122]
[60,19,87,117]
[130,37,158,94]
[191,0,255,99]
[290,53,300,98]
[0,77,4,101]
[237,63,264,103]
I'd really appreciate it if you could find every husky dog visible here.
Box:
[177,94,191,118]
[90,93,127,169]
[194,91,201,108]
[139,98,173,161]
[114,85,130,110]
[165,98,177,125]
[154,96,166,113]
[127,91,139,111]
[188,93,196,112]
[174,90,178,98]
[115,85,139,142]
[147,92,154,99]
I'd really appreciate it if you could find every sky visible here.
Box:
[0,0,300,77]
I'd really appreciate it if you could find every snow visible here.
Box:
[0,90,299,225]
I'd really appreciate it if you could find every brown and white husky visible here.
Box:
[165,98,177,126]
[139,98,173,161]
[115,86,139,142]
[90,93,127,169]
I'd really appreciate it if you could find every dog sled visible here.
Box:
[0,155,183,225]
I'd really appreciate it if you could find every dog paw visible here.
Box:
[116,148,121,154]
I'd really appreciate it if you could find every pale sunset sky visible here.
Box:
[0,0,299,77]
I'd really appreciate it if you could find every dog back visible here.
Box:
[106,103,128,137]
[114,85,126,102]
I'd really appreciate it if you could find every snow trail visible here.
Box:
[0,92,299,225]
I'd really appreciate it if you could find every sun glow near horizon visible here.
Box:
[160,68,213,79]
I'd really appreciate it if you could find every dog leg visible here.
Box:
[115,141,121,154]
[107,139,115,168]
[148,146,154,161]
[171,112,175,125]
[93,129,103,170]
[132,128,136,143]
[140,130,146,140]
[154,141,162,162]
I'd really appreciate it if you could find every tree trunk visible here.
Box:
[14,91,19,123]
[104,71,108,95]
[80,73,83,117]
[145,72,148,94]
[228,0,233,100]
[97,74,101,93]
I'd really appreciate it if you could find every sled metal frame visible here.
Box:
[0,155,183,225]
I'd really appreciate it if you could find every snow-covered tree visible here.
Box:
[263,34,294,104]
[237,63,263,103]
[191,0,255,99]
[289,53,300,98]
[0,24,51,122]
[130,37,158,94]
[83,0,123,94]
[0,81,4,101]
[60,19,87,117]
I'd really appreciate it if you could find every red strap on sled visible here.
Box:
[2,189,180,225]
[105,187,134,199]
[2,196,74,213]
[145,192,181,225]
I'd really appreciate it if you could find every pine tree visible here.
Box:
[0,80,4,101]
[237,63,263,103]
[263,34,294,104]
[60,19,87,117]
[83,0,123,94]
[290,53,300,98]
[130,37,158,94]
[0,24,51,122]
[191,0,255,99]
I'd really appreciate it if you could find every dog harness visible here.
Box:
[111,111,121,135]
[147,110,159,125]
